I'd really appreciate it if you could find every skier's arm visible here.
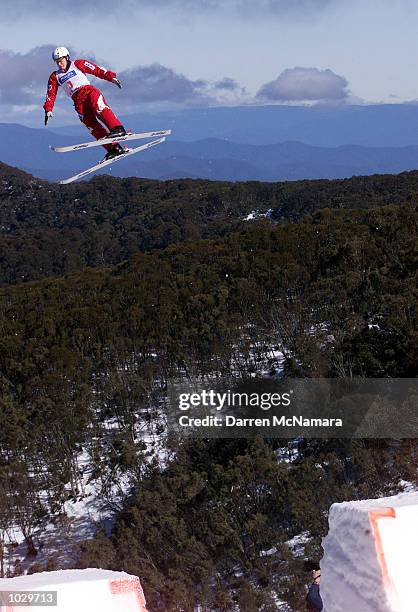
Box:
[75,59,117,83]
[43,73,58,113]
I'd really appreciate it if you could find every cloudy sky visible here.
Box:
[1,0,418,124]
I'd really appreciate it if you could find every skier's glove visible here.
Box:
[44,111,53,126]
[112,78,122,89]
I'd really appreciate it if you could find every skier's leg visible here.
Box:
[88,87,125,133]
[77,108,114,152]
[74,91,115,151]
[74,88,125,157]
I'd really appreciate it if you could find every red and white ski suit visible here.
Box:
[44,59,122,151]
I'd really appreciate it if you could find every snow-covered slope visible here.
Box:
[0,569,147,612]
[321,492,418,612]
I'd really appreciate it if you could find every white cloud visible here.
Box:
[0,46,53,105]
[213,78,240,91]
[117,63,210,104]
[257,67,350,102]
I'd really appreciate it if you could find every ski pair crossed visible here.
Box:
[58,137,166,185]
[53,129,171,184]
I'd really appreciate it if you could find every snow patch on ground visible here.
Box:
[2,411,169,578]
[244,209,273,221]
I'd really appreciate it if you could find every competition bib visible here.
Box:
[57,61,90,97]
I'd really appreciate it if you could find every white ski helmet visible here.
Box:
[52,46,70,61]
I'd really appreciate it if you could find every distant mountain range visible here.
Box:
[50,103,418,147]
[3,103,418,182]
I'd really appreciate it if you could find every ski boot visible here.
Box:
[102,144,126,162]
[105,125,127,138]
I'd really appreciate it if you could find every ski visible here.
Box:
[51,129,171,153]
[58,137,166,185]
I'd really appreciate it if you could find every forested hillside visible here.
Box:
[0,162,417,610]
[1,161,418,285]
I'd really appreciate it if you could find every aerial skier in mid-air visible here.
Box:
[44,46,127,161]
[44,46,170,184]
